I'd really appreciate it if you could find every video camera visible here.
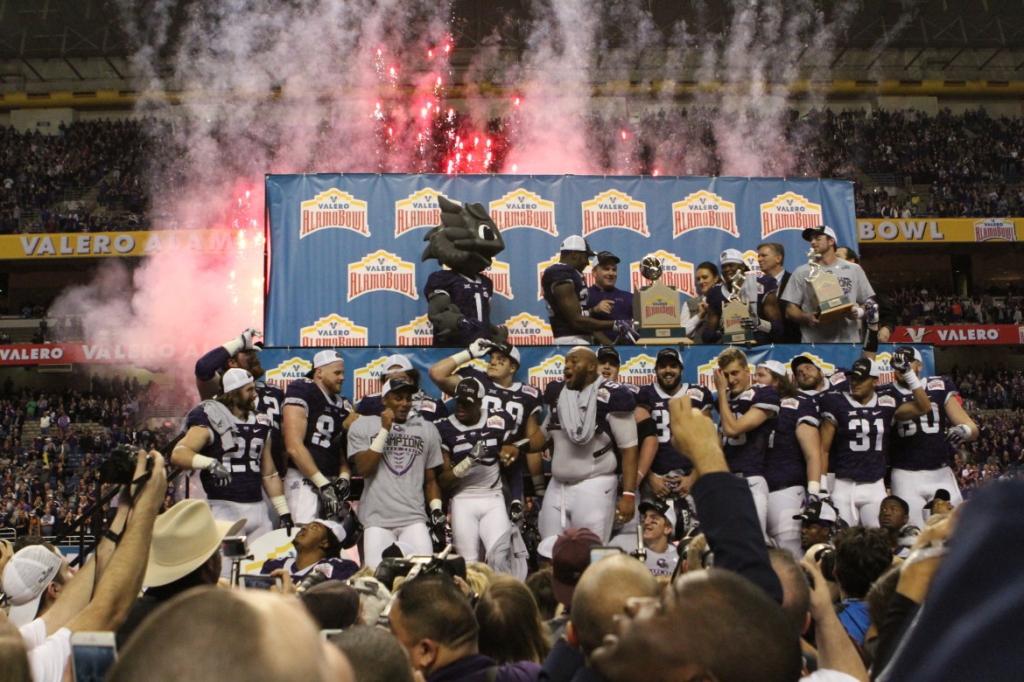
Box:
[373,547,466,592]
[98,446,154,485]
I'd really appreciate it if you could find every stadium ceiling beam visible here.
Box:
[904,47,926,70]
[62,57,83,80]
[20,57,43,82]
[104,56,124,80]
[977,47,1002,69]
[944,47,966,69]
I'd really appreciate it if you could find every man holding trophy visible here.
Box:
[702,249,783,346]
[782,225,876,343]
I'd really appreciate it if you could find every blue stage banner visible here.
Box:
[258,344,932,405]
[265,174,856,347]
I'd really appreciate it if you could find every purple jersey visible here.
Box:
[765,394,820,491]
[636,382,714,475]
[541,263,588,338]
[456,366,543,439]
[705,274,779,344]
[283,378,355,478]
[425,269,495,347]
[819,390,900,483]
[436,407,517,492]
[886,377,956,471]
[357,391,449,424]
[713,384,780,477]
[261,556,358,582]
[186,404,271,503]
[256,382,286,475]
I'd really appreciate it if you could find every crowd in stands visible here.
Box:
[0,377,183,539]
[3,108,1024,235]
[886,286,1024,326]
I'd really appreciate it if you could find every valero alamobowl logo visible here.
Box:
[486,259,513,300]
[505,312,553,346]
[395,314,434,346]
[348,250,418,301]
[489,189,558,235]
[528,354,565,392]
[629,250,695,297]
[300,314,368,347]
[760,191,822,239]
[300,189,369,238]
[353,356,389,403]
[264,357,313,391]
[581,190,649,237]
[973,218,1016,242]
[672,190,738,238]
[618,353,656,387]
[872,352,896,386]
[395,188,442,238]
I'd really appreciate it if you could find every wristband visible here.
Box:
[370,428,389,454]
[271,495,290,516]
[192,454,216,470]
[310,472,331,489]
[339,471,351,481]
[807,481,820,495]
[429,499,443,512]
[103,529,122,545]
[621,491,635,498]
[513,438,530,456]
[853,305,866,320]
[903,369,922,391]
[638,470,648,481]
[449,350,472,366]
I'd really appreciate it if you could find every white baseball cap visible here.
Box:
[559,235,596,256]
[221,368,254,394]
[758,360,788,377]
[312,350,344,370]
[2,545,64,626]
[720,249,745,266]
[383,354,413,372]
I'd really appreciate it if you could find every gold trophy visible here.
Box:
[721,269,758,345]
[805,247,853,325]
[632,256,691,344]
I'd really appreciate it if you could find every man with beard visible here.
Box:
[429,340,544,517]
[435,377,519,563]
[173,368,290,559]
[818,354,931,528]
[635,348,712,505]
[347,377,443,569]
[532,347,638,543]
[195,328,287,491]
[283,350,359,524]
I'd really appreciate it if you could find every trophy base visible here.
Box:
[636,327,694,345]
[816,298,854,326]
[723,331,756,346]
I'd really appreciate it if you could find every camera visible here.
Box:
[373,552,466,592]
[98,446,152,485]
[814,546,836,580]
[221,536,249,560]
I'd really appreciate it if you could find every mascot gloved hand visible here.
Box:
[422,195,508,347]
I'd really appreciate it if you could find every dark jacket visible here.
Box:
[429,654,540,682]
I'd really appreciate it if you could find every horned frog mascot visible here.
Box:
[422,195,509,347]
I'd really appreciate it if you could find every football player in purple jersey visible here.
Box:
[529,347,639,542]
[173,368,290,575]
[435,378,520,563]
[429,339,545,517]
[356,353,448,424]
[818,353,931,528]
[194,328,287,485]
[883,346,978,527]
[754,360,823,557]
[712,347,781,536]
[282,350,359,523]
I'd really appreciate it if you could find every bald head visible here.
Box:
[565,347,600,391]
[571,554,660,655]
[110,588,352,682]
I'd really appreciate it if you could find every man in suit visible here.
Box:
[757,242,801,344]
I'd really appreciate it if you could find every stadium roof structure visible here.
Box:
[2,0,1024,89]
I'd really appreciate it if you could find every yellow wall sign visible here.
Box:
[858,218,1022,243]
[0,230,251,259]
